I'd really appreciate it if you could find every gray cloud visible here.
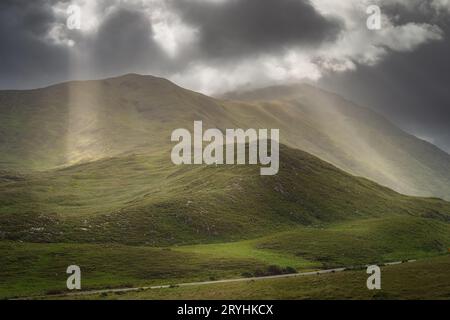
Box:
[320,36,450,152]
[0,0,71,88]
[88,8,166,78]
[320,1,450,152]
[0,0,343,88]
[171,0,342,59]
[0,0,448,152]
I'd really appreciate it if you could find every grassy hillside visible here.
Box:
[1,74,450,300]
[0,241,267,299]
[0,74,449,199]
[223,84,450,199]
[178,216,450,266]
[2,216,449,299]
[0,74,235,170]
[1,144,449,246]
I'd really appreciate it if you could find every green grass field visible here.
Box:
[1,144,450,299]
[1,216,449,299]
[68,255,450,300]
[0,241,269,299]
[1,76,450,300]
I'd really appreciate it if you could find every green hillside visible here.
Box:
[1,143,449,246]
[1,74,450,199]
[0,74,235,171]
[1,74,450,300]
[2,216,449,299]
[223,84,450,199]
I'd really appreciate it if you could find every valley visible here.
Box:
[60,255,450,300]
[2,216,449,300]
[1,74,450,300]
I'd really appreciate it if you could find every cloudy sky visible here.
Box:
[1,0,449,151]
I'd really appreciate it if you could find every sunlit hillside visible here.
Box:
[1,74,449,199]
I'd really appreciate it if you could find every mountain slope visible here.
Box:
[0,74,237,170]
[1,74,450,299]
[1,143,449,245]
[222,84,450,199]
[0,74,449,200]
[0,74,450,199]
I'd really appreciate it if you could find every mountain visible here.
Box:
[0,74,449,200]
[1,74,450,299]
[1,143,449,245]
[222,84,450,200]
[0,74,234,170]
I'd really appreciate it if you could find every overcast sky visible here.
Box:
[1,0,449,151]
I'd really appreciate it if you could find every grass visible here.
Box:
[1,75,450,300]
[1,145,450,300]
[54,255,450,300]
[1,144,450,246]
[2,75,450,202]
[256,216,450,267]
[1,216,449,299]
[0,241,268,299]
[175,216,450,271]
[175,241,318,270]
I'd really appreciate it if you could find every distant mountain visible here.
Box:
[0,74,449,200]
[222,84,450,200]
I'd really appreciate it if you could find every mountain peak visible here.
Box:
[98,73,180,89]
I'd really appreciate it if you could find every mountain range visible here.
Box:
[1,74,449,200]
[0,74,450,245]
[1,74,450,299]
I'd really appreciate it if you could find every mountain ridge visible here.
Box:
[0,73,450,200]
[1,142,449,246]
[1,74,450,299]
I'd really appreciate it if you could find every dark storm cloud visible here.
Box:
[0,0,343,88]
[172,0,343,59]
[321,40,450,152]
[87,8,166,78]
[320,3,450,152]
[0,0,448,152]
[0,1,171,88]
[0,0,71,88]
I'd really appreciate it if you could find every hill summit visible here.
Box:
[0,74,449,199]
